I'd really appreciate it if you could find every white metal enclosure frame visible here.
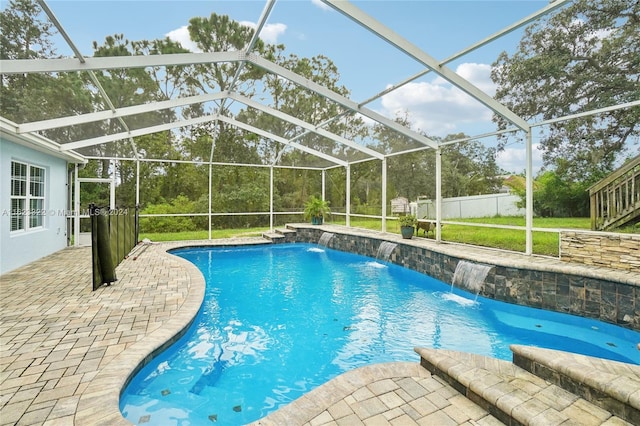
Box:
[2,0,637,255]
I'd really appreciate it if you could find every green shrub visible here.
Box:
[139,195,199,233]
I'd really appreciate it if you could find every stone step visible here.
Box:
[262,231,285,243]
[251,361,502,426]
[415,347,633,426]
[511,345,640,425]
[275,228,297,242]
[262,228,297,244]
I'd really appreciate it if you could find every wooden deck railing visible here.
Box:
[588,154,640,230]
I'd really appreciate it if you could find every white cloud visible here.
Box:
[378,63,496,136]
[311,0,333,11]
[454,63,496,96]
[239,21,287,45]
[166,21,287,51]
[496,144,544,174]
[165,25,201,52]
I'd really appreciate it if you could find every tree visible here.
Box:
[89,34,176,186]
[492,0,639,180]
[372,115,433,204]
[508,170,590,217]
[440,136,503,197]
[130,37,194,100]
[0,0,55,120]
[237,51,368,213]
[0,0,95,134]
[238,52,368,166]
[374,117,503,204]
[184,13,274,166]
[188,13,269,94]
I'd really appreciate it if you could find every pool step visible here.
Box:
[275,228,297,242]
[511,345,640,425]
[262,228,297,244]
[415,346,635,425]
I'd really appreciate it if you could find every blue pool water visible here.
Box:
[120,243,640,426]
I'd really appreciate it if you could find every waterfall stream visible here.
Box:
[318,232,335,247]
[376,241,398,261]
[452,260,493,296]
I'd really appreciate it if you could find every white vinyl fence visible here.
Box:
[411,193,525,219]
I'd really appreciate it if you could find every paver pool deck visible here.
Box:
[1,228,639,425]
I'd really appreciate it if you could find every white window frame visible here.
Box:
[10,160,46,233]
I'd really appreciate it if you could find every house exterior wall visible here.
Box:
[0,139,69,274]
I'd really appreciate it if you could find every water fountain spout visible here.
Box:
[452,260,493,297]
[376,241,398,261]
[318,232,335,247]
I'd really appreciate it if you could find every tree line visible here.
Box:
[1,0,637,229]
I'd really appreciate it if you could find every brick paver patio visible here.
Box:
[1,235,638,425]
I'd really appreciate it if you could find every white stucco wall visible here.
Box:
[0,139,69,274]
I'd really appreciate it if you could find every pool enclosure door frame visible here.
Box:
[73,164,115,247]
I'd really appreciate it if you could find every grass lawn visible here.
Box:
[140,216,602,257]
[437,217,592,257]
[140,226,272,242]
[334,216,593,257]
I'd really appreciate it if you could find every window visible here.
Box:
[10,161,46,232]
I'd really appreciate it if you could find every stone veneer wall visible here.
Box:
[561,231,640,272]
[291,226,639,331]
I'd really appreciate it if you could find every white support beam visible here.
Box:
[381,158,387,233]
[0,117,86,163]
[435,148,442,242]
[323,0,530,132]
[346,164,351,227]
[357,0,571,109]
[61,114,220,151]
[208,119,219,165]
[63,110,339,167]
[228,92,385,160]
[269,166,274,231]
[76,177,114,183]
[218,0,276,156]
[74,164,80,247]
[37,0,143,160]
[532,99,640,127]
[216,115,348,167]
[135,160,140,207]
[18,92,227,133]
[249,54,438,149]
[525,130,533,255]
[208,162,213,240]
[322,170,326,206]
[86,156,326,170]
[0,51,244,74]
[438,0,571,66]
[357,69,430,107]
[227,0,276,90]
[438,127,521,147]
[109,162,116,209]
[248,0,276,53]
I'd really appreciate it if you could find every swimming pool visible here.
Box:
[120,243,640,426]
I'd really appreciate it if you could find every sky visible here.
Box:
[13,0,560,173]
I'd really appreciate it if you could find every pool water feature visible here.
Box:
[376,241,397,261]
[120,244,640,426]
[317,231,334,246]
[452,260,493,296]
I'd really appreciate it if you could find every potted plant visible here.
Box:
[398,214,417,239]
[304,195,330,225]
